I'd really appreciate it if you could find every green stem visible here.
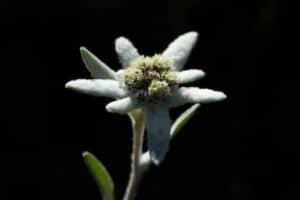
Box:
[123,112,145,200]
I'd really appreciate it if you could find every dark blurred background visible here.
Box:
[1,0,296,200]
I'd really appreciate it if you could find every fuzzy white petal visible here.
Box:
[80,47,116,79]
[163,32,198,71]
[168,87,226,107]
[140,151,151,168]
[105,97,138,114]
[65,79,126,98]
[115,37,139,68]
[146,106,171,165]
[115,69,127,88]
[176,69,205,84]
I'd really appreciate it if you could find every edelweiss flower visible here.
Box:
[65,31,226,164]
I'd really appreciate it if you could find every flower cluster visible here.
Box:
[122,54,178,102]
[65,31,226,164]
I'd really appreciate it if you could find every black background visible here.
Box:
[1,0,297,200]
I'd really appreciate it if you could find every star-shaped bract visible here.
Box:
[65,32,226,164]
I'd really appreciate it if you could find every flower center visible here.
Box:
[123,54,178,102]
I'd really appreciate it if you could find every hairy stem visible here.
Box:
[123,112,145,200]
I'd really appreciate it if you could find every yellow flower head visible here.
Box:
[123,54,178,102]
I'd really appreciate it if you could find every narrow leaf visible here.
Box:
[82,151,114,200]
[140,104,200,169]
[171,104,200,137]
[80,47,116,80]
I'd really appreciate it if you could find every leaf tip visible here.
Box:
[80,46,88,52]
[82,151,90,157]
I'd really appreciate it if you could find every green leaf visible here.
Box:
[140,104,200,168]
[171,104,200,137]
[80,47,116,80]
[82,151,114,200]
